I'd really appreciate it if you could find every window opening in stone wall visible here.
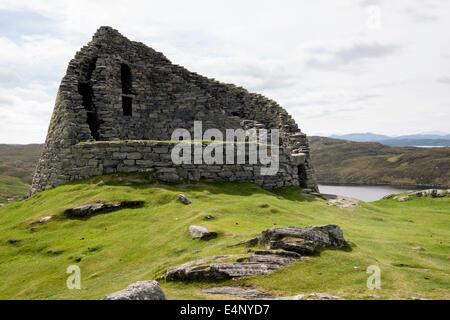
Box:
[78,57,100,140]
[122,96,133,116]
[121,64,132,94]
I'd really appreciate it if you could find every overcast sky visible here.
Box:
[0,0,449,144]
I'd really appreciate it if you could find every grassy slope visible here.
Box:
[0,175,30,203]
[309,136,450,188]
[0,144,43,201]
[0,174,448,300]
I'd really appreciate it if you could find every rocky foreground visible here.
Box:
[103,224,346,300]
[388,188,449,202]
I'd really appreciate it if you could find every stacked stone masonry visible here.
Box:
[31,26,318,193]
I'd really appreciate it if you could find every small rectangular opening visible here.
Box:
[298,164,308,188]
[122,96,132,116]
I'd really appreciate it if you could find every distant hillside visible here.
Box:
[0,144,43,201]
[309,136,450,188]
[0,144,42,184]
[330,132,450,147]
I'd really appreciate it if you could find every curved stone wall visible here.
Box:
[31,141,304,191]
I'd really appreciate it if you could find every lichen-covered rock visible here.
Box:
[102,281,166,300]
[189,225,217,240]
[268,239,317,255]
[248,254,297,266]
[164,256,230,281]
[164,253,292,282]
[165,224,346,282]
[166,262,281,281]
[259,225,345,250]
[178,194,190,205]
[397,196,411,202]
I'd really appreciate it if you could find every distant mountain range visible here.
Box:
[329,132,450,147]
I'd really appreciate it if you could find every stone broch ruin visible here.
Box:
[31,26,318,194]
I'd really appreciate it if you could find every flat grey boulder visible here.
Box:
[248,254,297,266]
[178,194,190,205]
[259,225,345,252]
[164,255,230,281]
[189,225,217,240]
[165,250,299,282]
[103,281,166,300]
[65,201,144,218]
[166,262,280,281]
[397,196,410,202]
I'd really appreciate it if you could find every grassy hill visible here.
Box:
[0,174,448,300]
[0,175,31,203]
[309,136,450,188]
[0,144,43,202]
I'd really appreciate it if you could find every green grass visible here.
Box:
[0,174,448,300]
[0,175,30,203]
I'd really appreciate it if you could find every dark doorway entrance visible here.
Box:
[298,164,308,188]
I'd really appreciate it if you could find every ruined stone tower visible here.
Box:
[31,26,317,193]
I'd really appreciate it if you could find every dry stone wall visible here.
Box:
[31,26,317,193]
[34,141,302,190]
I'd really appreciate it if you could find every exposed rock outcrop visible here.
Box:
[165,225,346,281]
[103,281,166,300]
[322,193,359,207]
[259,225,345,251]
[189,225,217,240]
[390,189,449,202]
[64,201,144,218]
[408,189,448,198]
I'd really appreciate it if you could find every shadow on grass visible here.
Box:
[312,241,354,257]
